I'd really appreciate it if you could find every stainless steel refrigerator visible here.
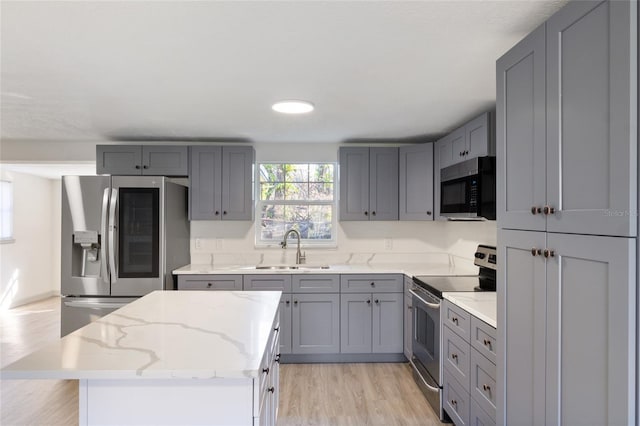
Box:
[60,175,189,336]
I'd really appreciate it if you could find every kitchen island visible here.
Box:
[1,291,282,426]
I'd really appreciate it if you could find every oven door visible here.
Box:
[410,287,441,384]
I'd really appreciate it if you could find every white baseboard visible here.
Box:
[9,291,59,309]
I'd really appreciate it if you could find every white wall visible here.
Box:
[190,142,497,266]
[0,170,60,309]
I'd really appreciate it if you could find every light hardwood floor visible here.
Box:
[1,297,440,426]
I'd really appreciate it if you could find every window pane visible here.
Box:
[259,164,284,183]
[309,164,334,183]
[308,205,332,240]
[284,164,308,182]
[261,183,287,201]
[309,183,333,201]
[261,204,285,240]
[284,183,309,200]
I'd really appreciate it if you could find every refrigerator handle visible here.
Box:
[101,188,110,285]
[108,188,118,283]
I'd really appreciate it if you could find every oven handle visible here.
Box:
[409,289,441,309]
[409,359,440,392]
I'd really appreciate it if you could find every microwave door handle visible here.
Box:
[100,188,110,284]
[409,289,441,309]
[108,188,118,283]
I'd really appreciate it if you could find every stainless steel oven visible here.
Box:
[409,285,444,419]
[410,244,497,421]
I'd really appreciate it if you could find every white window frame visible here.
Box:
[0,180,14,243]
[255,162,337,248]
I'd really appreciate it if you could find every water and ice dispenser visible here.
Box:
[73,230,101,278]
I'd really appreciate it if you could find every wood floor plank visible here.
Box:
[1,297,441,426]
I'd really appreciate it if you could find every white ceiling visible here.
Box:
[0,163,96,179]
[1,0,567,145]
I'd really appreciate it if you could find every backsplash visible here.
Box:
[189,220,497,269]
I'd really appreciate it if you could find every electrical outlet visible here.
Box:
[194,238,201,250]
[384,238,393,250]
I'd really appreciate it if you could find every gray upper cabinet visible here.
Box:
[96,145,188,176]
[496,24,546,232]
[498,0,637,237]
[189,145,254,220]
[339,147,399,221]
[436,113,493,170]
[399,143,434,220]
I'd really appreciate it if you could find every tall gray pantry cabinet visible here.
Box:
[496,1,637,425]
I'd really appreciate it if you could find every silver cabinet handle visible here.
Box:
[108,188,118,283]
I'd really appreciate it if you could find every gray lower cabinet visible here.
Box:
[189,145,254,220]
[279,294,292,355]
[340,274,403,293]
[399,143,434,220]
[339,147,399,221]
[497,0,637,237]
[291,293,340,354]
[443,299,496,426]
[498,229,636,426]
[96,145,189,176]
[340,292,403,354]
[177,274,242,290]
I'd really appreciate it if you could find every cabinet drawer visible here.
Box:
[470,398,495,426]
[177,275,242,290]
[443,324,471,391]
[244,275,292,292]
[292,274,340,293]
[443,299,471,340]
[470,348,497,418]
[443,368,470,426]
[470,316,497,364]
[340,274,403,293]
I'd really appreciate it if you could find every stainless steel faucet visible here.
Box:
[281,229,306,264]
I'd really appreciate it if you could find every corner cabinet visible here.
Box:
[96,145,189,176]
[436,112,493,170]
[189,145,254,220]
[339,147,399,221]
[497,0,637,237]
[399,143,434,220]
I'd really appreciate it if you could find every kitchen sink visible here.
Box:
[254,265,330,270]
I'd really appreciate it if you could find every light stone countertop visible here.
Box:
[1,291,281,381]
[442,292,497,328]
[173,262,479,278]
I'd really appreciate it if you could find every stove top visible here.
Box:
[412,245,497,298]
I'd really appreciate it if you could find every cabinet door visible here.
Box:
[189,146,222,220]
[545,233,635,426]
[96,145,142,175]
[142,146,188,176]
[222,146,254,220]
[496,24,546,232]
[291,293,340,354]
[497,229,546,426]
[340,293,372,354]
[339,147,370,220]
[372,292,403,353]
[369,147,399,220]
[399,144,434,220]
[465,112,491,160]
[279,294,292,355]
[450,126,467,165]
[546,0,637,237]
[436,134,455,170]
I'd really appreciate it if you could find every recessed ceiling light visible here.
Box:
[272,100,314,114]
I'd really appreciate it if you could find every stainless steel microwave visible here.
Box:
[440,156,496,220]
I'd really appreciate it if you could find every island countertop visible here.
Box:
[1,291,281,381]
[442,291,497,328]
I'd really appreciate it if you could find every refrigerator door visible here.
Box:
[110,176,165,296]
[61,176,112,296]
[61,296,136,337]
